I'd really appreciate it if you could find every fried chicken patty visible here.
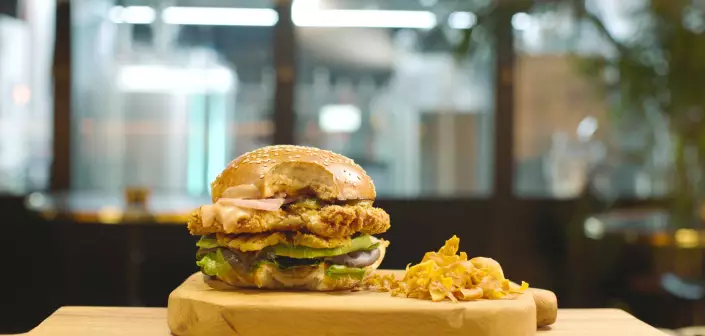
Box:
[188,203,390,238]
[216,231,352,251]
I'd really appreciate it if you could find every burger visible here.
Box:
[187,145,391,291]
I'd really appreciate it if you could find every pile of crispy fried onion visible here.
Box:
[364,235,529,302]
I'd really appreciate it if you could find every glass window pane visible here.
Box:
[293,0,495,198]
[71,0,274,196]
[512,1,670,199]
[0,6,55,193]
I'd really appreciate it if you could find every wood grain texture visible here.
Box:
[8,306,667,335]
[20,307,169,336]
[538,309,667,336]
[4,272,664,336]
[168,272,536,336]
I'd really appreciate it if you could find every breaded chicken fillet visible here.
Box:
[187,201,390,238]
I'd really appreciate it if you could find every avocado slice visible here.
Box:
[196,235,219,249]
[273,235,378,258]
[198,233,379,259]
[326,265,366,280]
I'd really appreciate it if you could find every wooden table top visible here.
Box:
[4,306,667,336]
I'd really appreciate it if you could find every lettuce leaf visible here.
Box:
[196,249,232,277]
[326,265,366,280]
[197,247,366,282]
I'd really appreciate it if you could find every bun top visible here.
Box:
[210,145,376,202]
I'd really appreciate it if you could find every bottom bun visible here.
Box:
[205,241,388,291]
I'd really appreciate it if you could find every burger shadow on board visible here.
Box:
[186,145,392,292]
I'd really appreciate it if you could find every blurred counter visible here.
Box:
[583,209,705,248]
[23,189,209,224]
[582,208,705,327]
[21,189,209,306]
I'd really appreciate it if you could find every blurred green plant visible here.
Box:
[570,0,705,228]
[454,0,705,228]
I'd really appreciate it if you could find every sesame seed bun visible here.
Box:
[210,145,376,202]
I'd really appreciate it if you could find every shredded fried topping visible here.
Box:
[216,231,352,251]
[364,235,529,302]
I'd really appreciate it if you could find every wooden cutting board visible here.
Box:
[6,306,668,335]
[168,271,557,336]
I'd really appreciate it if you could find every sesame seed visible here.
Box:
[259,174,264,179]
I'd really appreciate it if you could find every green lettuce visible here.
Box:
[196,249,232,277]
[326,265,366,280]
[196,247,369,281]
[196,235,219,249]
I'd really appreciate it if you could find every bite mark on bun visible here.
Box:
[210,145,376,202]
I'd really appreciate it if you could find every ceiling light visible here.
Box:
[116,65,234,93]
[162,7,278,26]
[448,11,476,29]
[319,104,362,133]
[293,9,437,29]
[109,6,156,24]
[109,5,437,29]
[511,12,533,31]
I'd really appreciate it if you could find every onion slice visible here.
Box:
[221,184,261,199]
[217,198,285,211]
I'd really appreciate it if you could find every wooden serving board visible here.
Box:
[6,307,668,335]
[168,271,555,336]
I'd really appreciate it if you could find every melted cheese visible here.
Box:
[201,205,215,228]
[201,184,260,231]
[200,203,253,231]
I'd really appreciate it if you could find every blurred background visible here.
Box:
[2,0,705,333]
